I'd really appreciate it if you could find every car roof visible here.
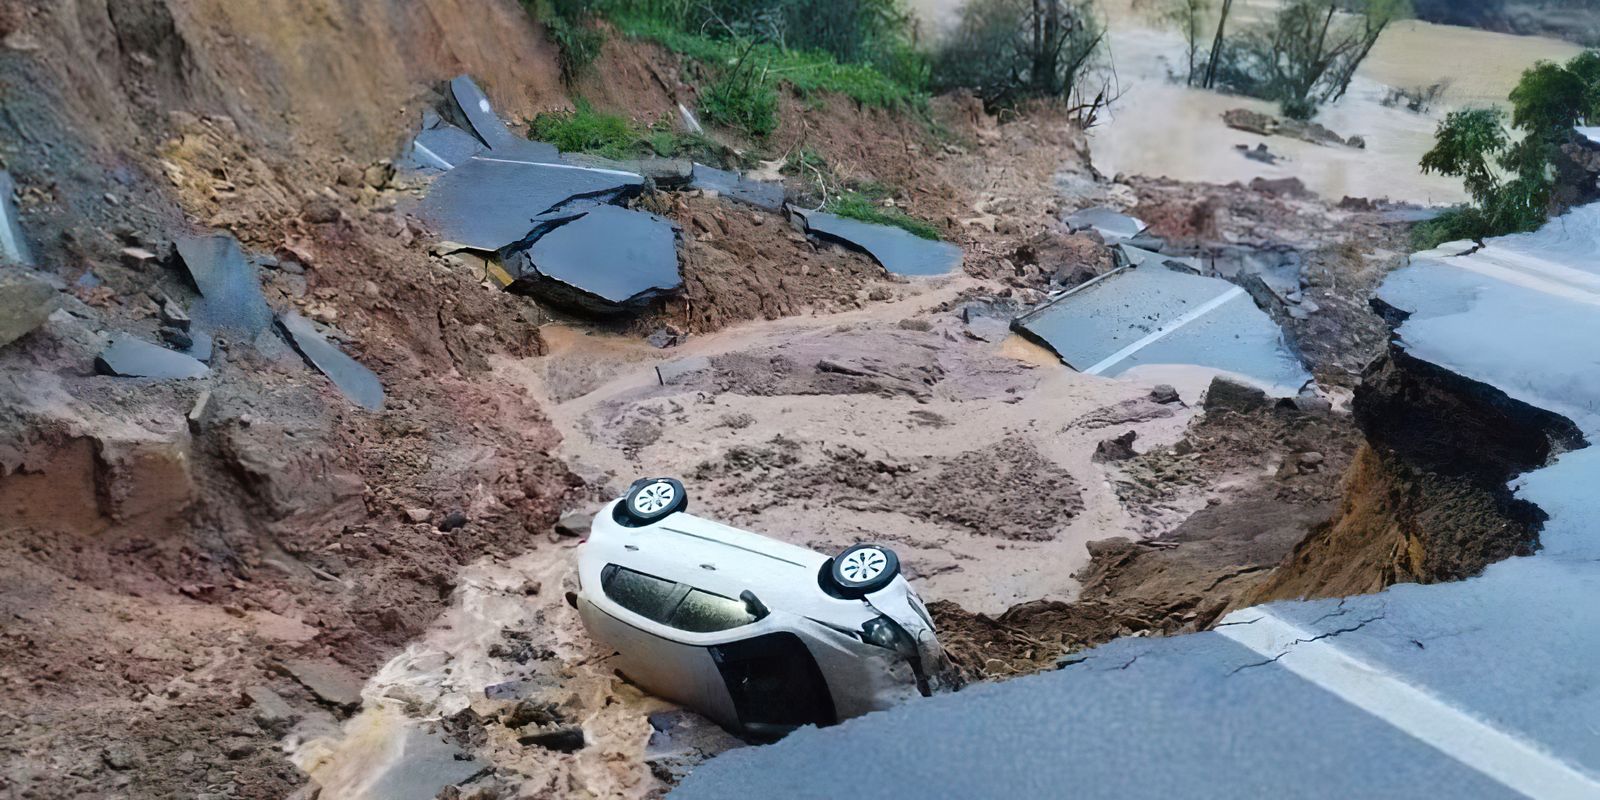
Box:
[586,503,877,627]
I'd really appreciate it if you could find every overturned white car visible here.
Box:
[575,477,951,739]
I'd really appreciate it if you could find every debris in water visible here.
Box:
[94,337,209,379]
[500,205,681,312]
[793,208,961,276]
[0,170,33,266]
[417,158,642,252]
[175,234,274,337]
[1012,262,1310,393]
[276,313,385,411]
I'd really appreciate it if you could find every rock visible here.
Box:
[276,659,364,711]
[484,680,527,701]
[402,507,432,524]
[1279,394,1333,415]
[1298,451,1325,469]
[102,744,137,771]
[120,246,160,271]
[159,326,195,350]
[0,271,59,348]
[501,700,564,730]
[187,390,212,434]
[244,686,299,734]
[1092,430,1139,463]
[518,725,585,752]
[646,325,684,348]
[158,296,191,329]
[1202,377,1269,413]
[554,510,590,538]
[362,162,394,189]
[437,510,468,531]
[1149,384,1181,404]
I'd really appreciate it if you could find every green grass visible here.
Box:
[700,63,779,137]
[828,190,941,240]
[529,99,717,159]
[612,15,927,111]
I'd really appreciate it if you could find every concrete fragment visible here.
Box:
[0,170,33,266]
[691,163,784,211]
[794,209,961,276]
[158,296,191,329]
[187,390,212,434]
[1150,384,1181,404]
[277,659,364,711]
[95,337,209,379]
[501,205,680,312]
[1063,206,1146,242]
[417,158,642,252]
[276,313,385,411]
[120,246,159,270]
[0,271,58,348]
[176,234,274,337]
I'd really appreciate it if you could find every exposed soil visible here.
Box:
[0,0,1513,797]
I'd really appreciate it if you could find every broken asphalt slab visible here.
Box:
[501,204,681,312]
[275,658,364,711]
[1063,206,1146,242]
[277,313,385,411]
[417,158,643,252]
[95,337,209,379]
[409,118,488,171]
[1013,262,1310,393]
[0,270,59,348]
[448,75,560,164]
[690,163,784,211]
[793,209,961,276]
[175,234,274,337]
[0,170,34,266]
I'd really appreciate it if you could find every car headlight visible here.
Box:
[860,616,917,657]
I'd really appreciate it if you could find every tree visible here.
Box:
[1203,0,1233,88]
[1152,0,1211,85]
[932,0,1103,110]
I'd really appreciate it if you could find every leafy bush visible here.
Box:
[678,0,923,80]
[930,0,1104,110]
[1417,49,1600,244]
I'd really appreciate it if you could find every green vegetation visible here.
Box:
[930,0,1104,111]
[827,190,942,240]
[698,44,780,137]
[530,99,716,158]
[612,13,927,110]
[1415,50,1600,249]
[525,0,607,81]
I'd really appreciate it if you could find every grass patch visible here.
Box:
[529,99,717,159]
[1410,207,1495,251]
[613,15,926,111]
[699,55,779,138]
[828,190,941,240]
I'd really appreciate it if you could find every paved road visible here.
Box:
[672,204,1600,799]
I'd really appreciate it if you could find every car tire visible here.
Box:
[618,477,687,525]
[828,544,900,598]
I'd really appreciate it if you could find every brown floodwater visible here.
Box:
[909,0,1583,205]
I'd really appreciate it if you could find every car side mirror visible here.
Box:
[740,590,770,621]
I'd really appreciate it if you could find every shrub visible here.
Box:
[527,0,607,81]
[530,100,717,158]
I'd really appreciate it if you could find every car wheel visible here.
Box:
[619,477,687,525]
[828,544,900,598]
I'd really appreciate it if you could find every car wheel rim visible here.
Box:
[634,482,675,514]
[840,548,888,583]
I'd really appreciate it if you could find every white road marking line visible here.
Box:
[411,141,453,171]
[470,156,642,179]
[1084,285,1246,375]
[1217,609,1600,800]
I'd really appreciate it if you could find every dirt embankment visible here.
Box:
[1249,347,1587,603]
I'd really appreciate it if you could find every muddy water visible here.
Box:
[911,0,1581,205]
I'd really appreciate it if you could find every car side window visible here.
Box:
[669,589,756,633]
[601,565,679,622]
